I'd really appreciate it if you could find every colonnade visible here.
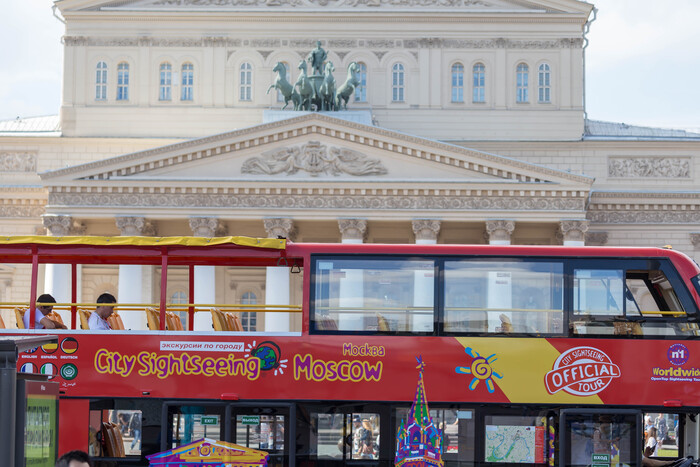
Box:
[39,214,594,332]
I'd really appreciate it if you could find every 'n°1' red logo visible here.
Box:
[544,346,620,396]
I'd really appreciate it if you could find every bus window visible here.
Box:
[313,258,435,333]
[312,412,379,460]
[443,260,564,334]
[396,407,474,463]
[644,413,679,458]
[562,411,639,467]
[168,405,223,449]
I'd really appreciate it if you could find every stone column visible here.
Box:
[189,217,227,330]
[411,220,440,331]
[263,218,296,332]
[485,220,515,245]
[42,215,83,324]
[116,216,156,330]
[484,220,515,331]
[337,219,368,330]
[559,220,590,246]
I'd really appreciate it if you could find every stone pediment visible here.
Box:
[41,113,592,189]
[59,0,591,12]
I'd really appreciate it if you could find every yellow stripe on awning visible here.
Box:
[0,235,286,249]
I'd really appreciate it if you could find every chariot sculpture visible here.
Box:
[269,41,362,112]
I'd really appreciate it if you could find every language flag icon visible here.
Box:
[60,337,79,354]
[40,363,57,379]
[42,342,58,354]
[20,363,36,373]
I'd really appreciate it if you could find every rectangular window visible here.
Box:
[563,411,637,467]
[444,260,564,334]
[313,258,435,332]
[89,409,143,457]
[395,407,473,461]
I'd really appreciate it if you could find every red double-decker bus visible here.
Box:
[2,236,700,467]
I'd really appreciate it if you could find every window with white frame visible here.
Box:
[117,62,130,101]
[240,62,252,101]
[392,63,404,102]
[181,63,194,101]
[354,62,367,102]
[538,63,551,103]
[95,62,107,101]
[159,62,172,101]
[451,63,464,103]
[516,63,529,103]
[276,62,290,102]
[472,62,485,103]
[241,291,257,331]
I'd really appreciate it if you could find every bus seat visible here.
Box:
[15,307,27,329]
[166,312,183,331]
[145,308,161,331]
[224,312,236,331]
[0,314,5,329]
[232,314,244,332]
[107,311,125,330]
[48,311,65,326]
[101,422,125,457]
[614,320,643,336]
[78,309,92,330]
[376,313,390,332]
[210,309,228,331]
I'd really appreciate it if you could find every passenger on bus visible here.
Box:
[24,293,66,330]
[55,449,92,467]
[645,427,659,457]
[88,293,116,330]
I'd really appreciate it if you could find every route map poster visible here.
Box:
[485,425,544,463]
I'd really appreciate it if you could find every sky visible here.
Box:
[1,0,699,131]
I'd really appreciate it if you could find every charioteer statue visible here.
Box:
[268,41,362,112]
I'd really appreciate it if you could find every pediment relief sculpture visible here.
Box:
[242,141,388,177]
[149,0,499,8]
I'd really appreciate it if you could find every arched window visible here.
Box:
[241,291,257,332]
[538,63,551,103]
[170,291,187,304]
[276,62,290,102]
[516,63,529,103]
[95,62,107,101]
[117,62,130,101]
[472,63,485,103]
[159,62,172,101]
[392,63,404,102]
[451,63,464,103]
[181,63,194,101]
[240,62,252,101]
[354,62,367,102]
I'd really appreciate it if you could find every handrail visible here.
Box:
[0,302,302,313]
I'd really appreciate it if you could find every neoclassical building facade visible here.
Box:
[1,0,699,330]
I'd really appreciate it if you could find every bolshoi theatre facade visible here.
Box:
[1,0,700,330]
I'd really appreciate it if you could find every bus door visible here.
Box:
[229,403,295,467]
[559,409,642,467]
[162,402,226,451]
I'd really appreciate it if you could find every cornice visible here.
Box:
[48,191,586,211]
[42,114,592,185]
[590,191,700,201]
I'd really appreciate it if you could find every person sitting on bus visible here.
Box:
[88,293,116,330]
[645,426,659,458]
[24,293,66,330]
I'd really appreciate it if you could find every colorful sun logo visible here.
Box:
[455,347,502,393]
[244,340,288,376]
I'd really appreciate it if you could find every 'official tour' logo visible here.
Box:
[544,346,620,396]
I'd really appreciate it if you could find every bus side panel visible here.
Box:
[59,398,89,455]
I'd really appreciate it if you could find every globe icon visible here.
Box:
[252,344,279,371]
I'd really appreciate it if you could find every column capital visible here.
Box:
[263,218,296,240]
[115,216,157,236]
[189,217,228,237]
[585,231,609,246]
[558,219,590,245]
[690,233,700,249]
[42,214,85,236]
[412,219,441,243]
[485,219,515,244]
[338,219,367,243]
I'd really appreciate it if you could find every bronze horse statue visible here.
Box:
[267,62,301,110]
[335,62,361,110]
[319,62,336,111]
[295,60,315,111]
